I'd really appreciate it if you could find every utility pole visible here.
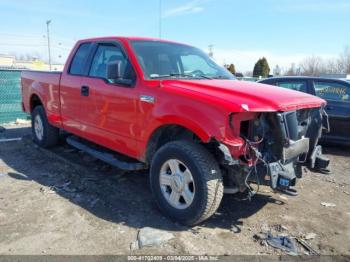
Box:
[159,0,162,38]
[208,44,214,58]
[46,20,52,71]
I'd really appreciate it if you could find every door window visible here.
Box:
[314,81,350,103]
[69,43,91,75]
[89,44,135,82]
[276,81,307,92]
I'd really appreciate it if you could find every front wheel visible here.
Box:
[31,106,59,148]
[150,141,223,225]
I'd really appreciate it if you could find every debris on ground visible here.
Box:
[39,181,85,195]
[53,181,85,193]
[63,148,76,153]
[304,233,317,240]
[130,240,139,251]
[39,186,56,194]
[325,178,336,183]
[265,233,298,255]
[15,119,31,125]
[279,195,289,201]
[273,224,288,233]
[0,138,22,143]
[320,202,336,207]
[260,223,270,233]
[255,232,297,255]
[295,237,319,256]
[133,227,174,249]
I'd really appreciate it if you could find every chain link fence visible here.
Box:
[0,69,29,124]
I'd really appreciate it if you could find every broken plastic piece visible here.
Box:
[295,237,319,256]
[266,232,298,255]
[277,187,298,196]
[309,145,330,171]
[314,154,330,170]
[0,138,22,143]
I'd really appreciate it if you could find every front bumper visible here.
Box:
[282,137,309,163]
[267,137,310,191]
[220,107,330,196]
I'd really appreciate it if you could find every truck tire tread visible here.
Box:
[150,140,223,225]
[31,106,59,148]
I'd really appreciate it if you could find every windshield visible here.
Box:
[130,40,234,80]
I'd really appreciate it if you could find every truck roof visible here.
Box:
[77,36,188,46]
[259,76,350,84]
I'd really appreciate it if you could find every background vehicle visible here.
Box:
[259,77,350,145]
[21,37,329,225]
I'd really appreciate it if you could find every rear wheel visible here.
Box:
[31,106,59,147]
[150,140,223,225]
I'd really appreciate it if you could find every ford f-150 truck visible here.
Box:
[21,36,330,225]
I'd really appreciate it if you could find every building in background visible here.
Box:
[0,54,64,71]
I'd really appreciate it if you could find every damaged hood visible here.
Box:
[161,79,326,112]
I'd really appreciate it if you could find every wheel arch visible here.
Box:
[30,93,43,112]
[145,123,210,164]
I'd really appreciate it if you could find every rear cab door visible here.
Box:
[311,79,350,143]
[60,41,95,137]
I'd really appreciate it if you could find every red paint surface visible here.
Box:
[21,36,326,162]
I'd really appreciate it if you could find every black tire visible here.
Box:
[150,140,223,226]
[31,106,59,148]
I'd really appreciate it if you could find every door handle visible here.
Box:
[81,85,89,96]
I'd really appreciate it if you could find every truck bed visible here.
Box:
[21,70,62,127]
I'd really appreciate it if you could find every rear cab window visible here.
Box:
[69,43,92,75]
[314,81,350,103]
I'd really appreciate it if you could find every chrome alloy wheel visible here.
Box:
[159,159,195,209]
[34,115,44,141]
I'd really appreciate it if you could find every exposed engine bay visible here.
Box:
[219,107,330,198]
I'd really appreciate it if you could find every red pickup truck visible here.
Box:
[21,36,329,225]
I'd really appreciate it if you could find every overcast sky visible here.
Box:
[0,0,349,72]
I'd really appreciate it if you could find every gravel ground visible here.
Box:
[0,124,349,256]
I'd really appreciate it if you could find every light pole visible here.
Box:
[46,20,52,71]
[208,44,214,58]
[159,0,162,38]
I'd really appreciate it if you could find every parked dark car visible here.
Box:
[258,76,350,145]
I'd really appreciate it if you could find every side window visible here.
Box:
[261,80,276,85]
[69,43,91,75]
[89,44,135,82]
[314,81,350,102]
[276,81,307,92]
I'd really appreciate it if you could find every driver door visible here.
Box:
[80,42,140,157]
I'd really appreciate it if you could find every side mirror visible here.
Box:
[106,60,135,87]
[107,61,122,80]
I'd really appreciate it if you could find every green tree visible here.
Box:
[253,57,270,77]
[227,63,236,75]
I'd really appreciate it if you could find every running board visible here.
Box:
[66,136,146,171]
